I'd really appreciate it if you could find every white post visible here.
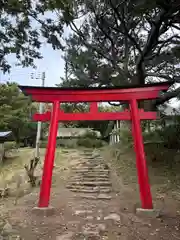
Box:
[35,72,45,158]
[114,122,117,143]
[116,120,120,142]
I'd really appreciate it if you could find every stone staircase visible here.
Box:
[66,151,112,200]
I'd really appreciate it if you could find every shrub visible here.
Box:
[77,138,105,148]
[40,139,77,148]
[81,130,100,139]
[157,125,180,149]
[143,131,161,143]
[56,138,77,148]
[119,128,132,145]
[4,141,17,151]
[40,137,105,149]
[143,122,180,150]
[39,140,47,148]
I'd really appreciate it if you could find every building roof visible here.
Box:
[0,131,12,142]
[0,131,12,138]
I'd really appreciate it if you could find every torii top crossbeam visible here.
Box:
[19,81,171,103]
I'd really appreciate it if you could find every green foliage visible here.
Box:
[0,82,47,145]
[81,130,99,139]
[0,0,73,72]
[4,141,17,151]
[77,138,105,148]
[157,125,180,149]
[0,82,30,142]
[58,0,180,104]
[40,137,105,148]
[117,128,132,145]
[143,114,180,150]
[39,140,47,149]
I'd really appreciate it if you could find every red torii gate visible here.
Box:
[19,82,172,210]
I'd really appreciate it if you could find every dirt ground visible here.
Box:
[0,147,180,239]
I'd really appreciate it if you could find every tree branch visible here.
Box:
[135,9,168,84]
[171,24,180,31]
[109,0,142,54]
[146,72,180,82]
[69,21,116,66]
[155,86,180,106]
[90,6,118,65]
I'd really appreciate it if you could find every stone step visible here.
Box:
[78,165,104,169]
[67,181,111,187]
[66,184,111,191]
[70,174,109,178]
[83,163,105,167]
[78,193,112,200]
[68,188,111,193]
[74,174,109,178]
[83,158,101,161]
[70,177,109,182]
[72,167,106,171]
[86,164,107,167]
[72,170,109,173]
[67,184,111,189]
[83,160,103,163]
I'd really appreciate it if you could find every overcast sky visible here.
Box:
[0,11,72,87]
[1,44,65,87]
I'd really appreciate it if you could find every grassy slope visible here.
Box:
[0,148,65,187]
[101,143,180,209]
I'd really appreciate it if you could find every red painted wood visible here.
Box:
[31,91,162,102]
[33,111,158,122]
[21,83,170,96]
[90,102,98,113]
[130,99,153,209]
[38,101,60,208]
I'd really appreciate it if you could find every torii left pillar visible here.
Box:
[38,101,59,208]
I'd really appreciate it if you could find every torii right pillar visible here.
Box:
[130,98,153,209]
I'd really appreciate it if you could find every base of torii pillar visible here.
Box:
[32,206,55,216]
[136,208,161,218]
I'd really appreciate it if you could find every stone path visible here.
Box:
[66,151,112,200]
[56,150,123,239]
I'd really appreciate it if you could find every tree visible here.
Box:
[0,82,46,145]
[57,0,180,106]
[0,0,73,73]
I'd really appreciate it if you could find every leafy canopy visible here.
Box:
[0,0,72,73]
[56,0,180,104]
[0,82,46,143]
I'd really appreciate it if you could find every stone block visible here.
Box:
[136,208,161,218]
[32,206,55,216]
